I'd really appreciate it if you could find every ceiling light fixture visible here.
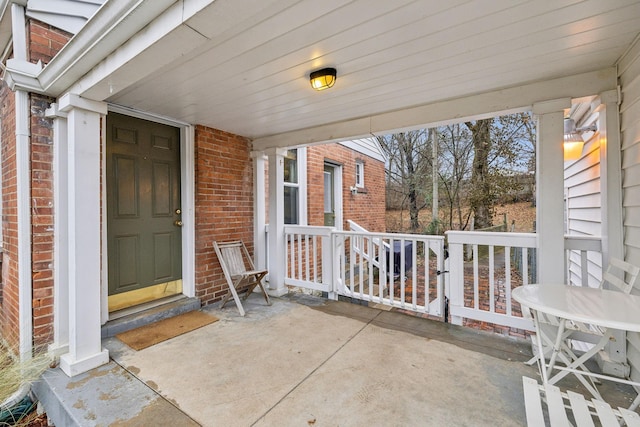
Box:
[309,68,336,91]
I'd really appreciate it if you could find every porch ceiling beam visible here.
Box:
[251,68,617,150]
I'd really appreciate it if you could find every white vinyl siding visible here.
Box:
[619,36,640,383]
[564,130,603,288]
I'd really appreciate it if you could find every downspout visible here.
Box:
[11,2,32,360]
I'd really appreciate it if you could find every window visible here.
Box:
[355,160,364,188]
[284,149,299,224]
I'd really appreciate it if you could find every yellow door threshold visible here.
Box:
[108,280,183,312]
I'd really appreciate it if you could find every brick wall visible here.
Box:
[28,20,73,66]
[30,94,55,347]
[306,144,386,232]
[0,81,19,348]
[28,21,70,348]
[194,125,254,306]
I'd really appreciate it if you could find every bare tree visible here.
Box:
[437,124,474,230]
[378,130,431,231]
[380,112,536,233]
[465,119,493,228]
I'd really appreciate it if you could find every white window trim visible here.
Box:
[355,160,364,188]
[283,147,307,225]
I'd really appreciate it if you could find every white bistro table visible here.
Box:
[513,284,640,404]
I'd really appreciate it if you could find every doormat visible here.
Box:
[116,311,219,351]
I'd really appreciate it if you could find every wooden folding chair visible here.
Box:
[213,240,271,316]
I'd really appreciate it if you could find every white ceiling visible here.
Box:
[103,0,640,140]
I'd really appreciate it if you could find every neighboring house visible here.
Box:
[286,140,386,232]
[0,0,638,387]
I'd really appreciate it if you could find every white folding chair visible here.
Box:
[213,240,271,316]
[522,376,640,427]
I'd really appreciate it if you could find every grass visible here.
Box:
[0,340,51,426]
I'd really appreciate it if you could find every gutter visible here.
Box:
[4,0,178,96]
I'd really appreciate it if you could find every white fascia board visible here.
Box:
[37,0,178,96]
[252,68,617,151]
[338,138,386,163]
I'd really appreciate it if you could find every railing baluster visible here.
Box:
[367,236,374,300]
[522,247,529,286]
[358,235,364,297]
[505,246,512,316]
[400,238,406,308]
[297,233,302,281]
[312,235,318,283]
[473,244,479,310]
[489,245,495,314]
[389,237,395,304]
[411,239,417,311]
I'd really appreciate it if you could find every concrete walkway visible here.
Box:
[34,294,636,426]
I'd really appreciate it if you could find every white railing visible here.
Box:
[446,231,537,331]
[284,225,335,295]
[282,224,446,317]
[446,231,603,332]
[280,226,602,334]
[347,220,389,277]
[333,230,446,317]
[565,235,602,288]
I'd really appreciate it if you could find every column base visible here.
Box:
[266,286,289,297]
[47,343,69,358]
[60,349,109,377]
[596,350,630,379]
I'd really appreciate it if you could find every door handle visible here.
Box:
[174,220,183,227]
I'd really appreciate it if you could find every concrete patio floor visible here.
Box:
[34,294,638,426]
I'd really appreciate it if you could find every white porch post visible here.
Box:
[266,148,288,295]
[533,99,571,284]
[252,152,267,271]
[595,90,628,373]
[45,103,69,356]
[58,94,109,376]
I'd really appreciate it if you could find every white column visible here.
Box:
[533,98,571,284]
[596,90,624,267]
[266,148,288,296]
[595,90,628,373]
[251,151,267,271]
[45,103,69,356]
[58,94,108,376]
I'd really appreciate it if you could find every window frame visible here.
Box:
[283,148,307,225]
[355,160,364,188]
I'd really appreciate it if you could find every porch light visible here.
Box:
[310,68,336,91]
[563,118,595,161]
[563,133,584,161]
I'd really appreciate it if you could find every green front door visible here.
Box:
[106,113,182,304]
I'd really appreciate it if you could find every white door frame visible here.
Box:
[101,105,195,323]
[324,161,343,230]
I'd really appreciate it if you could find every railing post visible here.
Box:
[324,228,337,300]
[446,234,464,326]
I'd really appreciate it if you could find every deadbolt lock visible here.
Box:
[175,209,181,215]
